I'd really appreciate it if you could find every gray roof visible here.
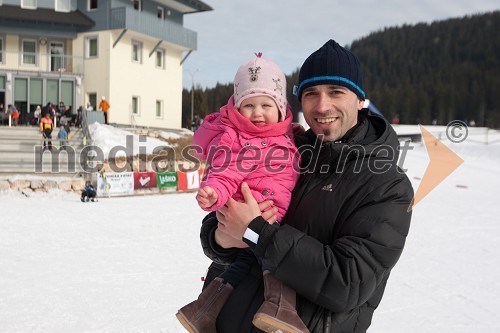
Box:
[0,5,94,27]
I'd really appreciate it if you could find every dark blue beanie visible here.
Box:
[297,39,365,101]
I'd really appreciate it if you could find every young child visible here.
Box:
[176,54,308,333]
[57,126,68,150]
[81,181,96,202]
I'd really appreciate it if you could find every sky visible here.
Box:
[1,125,500,332]
[182,0,499,90]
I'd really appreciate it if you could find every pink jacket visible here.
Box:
[193,96,299,222]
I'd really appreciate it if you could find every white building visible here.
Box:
[0,0,212,129]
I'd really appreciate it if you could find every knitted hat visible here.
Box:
[233,53,287,121]
[297,39,365,101]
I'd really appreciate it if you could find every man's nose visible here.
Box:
[316,93,331,113]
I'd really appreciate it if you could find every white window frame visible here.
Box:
[132,96,140,115]
[157,6,164,19]
[131,41,142,63]
[155,49,165,69]
[21,0,37,9]
[85,36,98,58]
[156,100,163,119]
[88,0,98,11]
[21,39,37,66]
[55,0,71,12]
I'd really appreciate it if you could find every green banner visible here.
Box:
[157,172,178,189]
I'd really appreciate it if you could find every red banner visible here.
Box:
[177,169,204,191]
[134,171,158,189]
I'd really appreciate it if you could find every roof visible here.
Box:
[157,0,213,14]
[0,5,95,27]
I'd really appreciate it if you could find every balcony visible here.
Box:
[109,7,197,50]
[0,51,84,76]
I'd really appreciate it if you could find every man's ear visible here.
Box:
[357,99,365,110]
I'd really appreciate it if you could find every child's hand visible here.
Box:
[196,186,218,209]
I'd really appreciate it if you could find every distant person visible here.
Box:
[44,102,56,120]
[0,103,7,125]
[40,112,54,150]
[11,106,19,126]
[57,126,68,150]
[99,96,110,124]
[176,53,305,333]
[33,105,42,125]
[81,181,97,202]
[86,102,94,112]
[76,106,83,128]
[191,114,201,131]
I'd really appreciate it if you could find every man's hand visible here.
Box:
[216,182,263,240]
[214,227,248,249]
[196,186,218,209]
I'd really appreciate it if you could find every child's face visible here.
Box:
[238,95,279,126]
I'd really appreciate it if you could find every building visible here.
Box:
[0,0,212,129]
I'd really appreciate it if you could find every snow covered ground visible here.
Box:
[1,126,500,333]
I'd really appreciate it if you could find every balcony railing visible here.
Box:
[109,7,197,50]
[0,51,84,75]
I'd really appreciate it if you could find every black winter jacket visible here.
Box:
[200,111,414,333]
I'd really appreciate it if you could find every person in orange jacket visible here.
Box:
[40,113,54,150]
[99,96,110,124]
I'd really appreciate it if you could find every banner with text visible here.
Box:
[157,172,178,189]
[97,172,134,197]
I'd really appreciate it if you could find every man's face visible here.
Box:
[301,84,364,142]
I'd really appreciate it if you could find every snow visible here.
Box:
[88,123,175,159]
[1,126,500,332]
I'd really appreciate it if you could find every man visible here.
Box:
[99,96,110,124]
[40,112,54,150]
[195,39,414,333]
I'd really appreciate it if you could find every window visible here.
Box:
[156,100,163,118]
[88,93,97,110]
[21,0,37,9]
[133,0,141,11]
[55,0,70,12]
[155,49,165,69]
[88,0,98,10]
[22,39,37,65]
[131,41,142,63]
[85,36,98,58]
[50,41,65,72]
[132,96,140,115]
[0,37,3,64]
[157,6,164,19]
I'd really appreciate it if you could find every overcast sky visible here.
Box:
[182,0,498,90]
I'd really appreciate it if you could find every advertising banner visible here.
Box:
[97,172,134,197]
[134,171,158,189]
[157,172,178,189]
[177,169,204,191]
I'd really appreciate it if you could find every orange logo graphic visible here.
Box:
[409,125,464,211]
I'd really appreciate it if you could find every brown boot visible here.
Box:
[252,271,309,333]
[176,277,233,333]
